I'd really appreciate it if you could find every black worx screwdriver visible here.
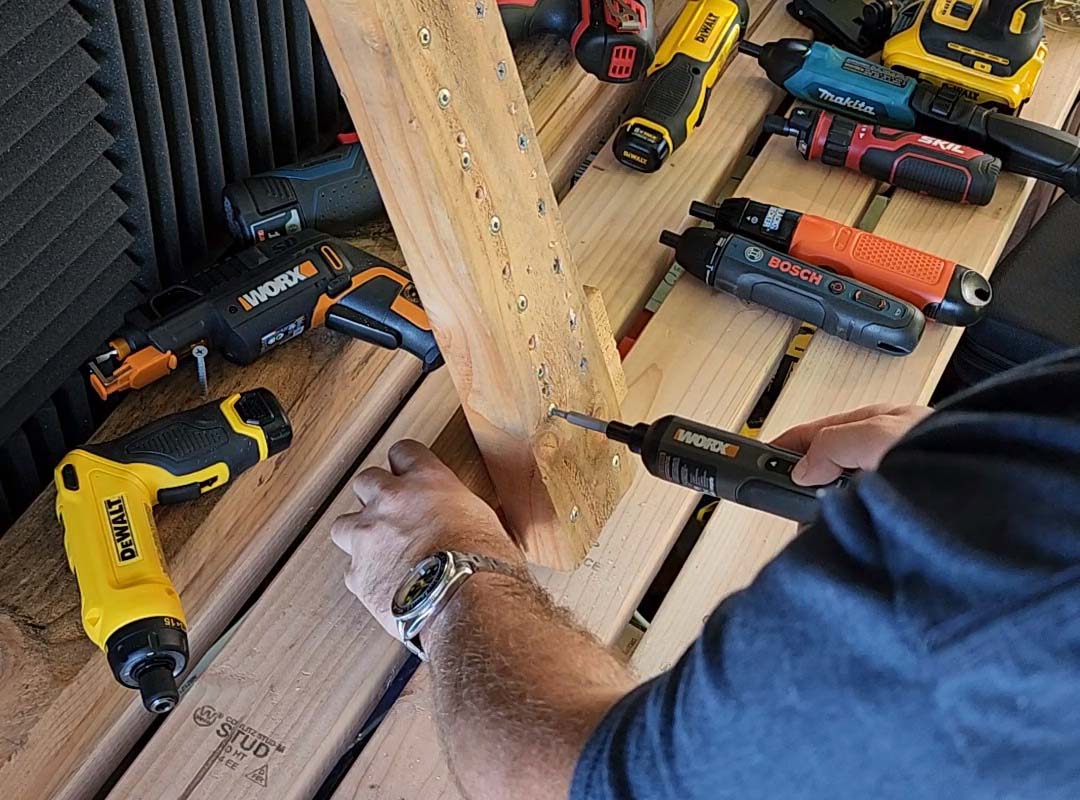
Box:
[551,408,852,523]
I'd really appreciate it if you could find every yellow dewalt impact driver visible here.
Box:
[55,389,292,713]
[883,0,1048,110]
[613,0,750,172]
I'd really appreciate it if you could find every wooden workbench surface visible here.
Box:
[2,3,1078,798]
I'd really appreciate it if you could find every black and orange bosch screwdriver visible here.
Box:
[765,107,1001,206]
[89,230,442,399]
[690,197,993,326]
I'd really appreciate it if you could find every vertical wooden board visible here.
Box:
[632,29,1080,676]
[307,0,633,569]
[332,274,797,800]
[106,371,460,800]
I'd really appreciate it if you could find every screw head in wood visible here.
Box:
[475,1,486,17]
[536,364,546,379]
[537,199,546,216]
[552,256,562,274]
[528,334,538,349]
[518,133,529,151]
[461,151,472,170]
[496,60,508,80]
[570,506,580,523]
[612,454,621,469]
[569,309,578,330]
[490,216,502,234]
[516,295,528,312]
[418,27,432,47]
[437,88,451,108]
[579,357,589,372]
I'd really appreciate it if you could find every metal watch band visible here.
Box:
[394,551,522,661]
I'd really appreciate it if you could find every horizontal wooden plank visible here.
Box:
[0,23,632,796]
[632,28,1080,678]
[106,370,460,800]
[333,238,794,800]
[330,4,889,795]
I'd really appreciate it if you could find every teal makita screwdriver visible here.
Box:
[550,408,852,523]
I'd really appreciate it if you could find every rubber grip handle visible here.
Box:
[82,391,285,478]
[497,0,577,42]
[979,111,1080,199]
[642,415,850,523]
[854,134,1000,206]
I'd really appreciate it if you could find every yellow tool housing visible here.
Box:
[883,0,1047,110]
[55,389,291,713]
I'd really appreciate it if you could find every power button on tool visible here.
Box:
[854,289,887,310]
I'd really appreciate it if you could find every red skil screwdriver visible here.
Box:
[765,107,1001,206]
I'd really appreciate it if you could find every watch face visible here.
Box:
[392,553,450,617]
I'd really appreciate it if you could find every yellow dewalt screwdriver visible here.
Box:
[613,0,750,172]
[55,389,292,713]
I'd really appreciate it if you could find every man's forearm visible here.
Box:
[426,572,636,800]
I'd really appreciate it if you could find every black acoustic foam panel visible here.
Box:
[0,0,344,532]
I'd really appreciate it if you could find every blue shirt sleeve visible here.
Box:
[571,349,1080,800]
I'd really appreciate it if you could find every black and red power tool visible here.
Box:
[765,107,1001,206]
[498,0,656,83]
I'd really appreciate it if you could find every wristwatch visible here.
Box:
[391,551,521,661]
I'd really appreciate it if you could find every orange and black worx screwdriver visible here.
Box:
[690,198,992,327]
[550,408,851,523]
[89,230,442,399]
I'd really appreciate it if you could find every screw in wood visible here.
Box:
[490,216,502,234]
[527,334,538,349]
[191,345,209,396]
[579,357,589,372]
[502,263,512,280]
[461,151,472,170]
[552,256,562,274]
[569,309,578,330]
[612,454,621,469]
[518,133,529,151]
[537,199,546,216]
[418,27,432,47]
[496,61,508,80]
[516,295,528,312]
[536,364,546,379]
[437,88,451,108]
[570,506,580,523]
[475,1,486,17]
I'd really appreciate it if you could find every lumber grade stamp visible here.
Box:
[306,0,635,569]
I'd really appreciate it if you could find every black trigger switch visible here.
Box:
[158,483,203,505]
[325,304,401,350]
[326,275,352,297]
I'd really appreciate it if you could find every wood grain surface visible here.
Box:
[307,0,635,569]
[0,19,629,797]
[631,28,1080,677]
[106,371,460,800]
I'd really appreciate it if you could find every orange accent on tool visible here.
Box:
[309,267,432,331]
[788,214,952,311]
[90,348,178,400]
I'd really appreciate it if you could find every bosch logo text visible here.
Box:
[768,255,822,285]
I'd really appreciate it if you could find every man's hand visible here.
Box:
[330,440,524,637]
[772,404,932,486]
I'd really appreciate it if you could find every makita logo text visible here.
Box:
[916,135,967,154]
[695,12,720,43]
[238,260,318,311]
[673,428,738,457]
[817,88,876,115]
[104,496,139,563]
[768,255,822,285]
